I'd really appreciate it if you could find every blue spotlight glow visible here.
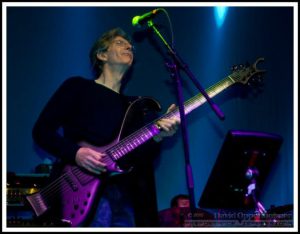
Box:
[214,7,229,28]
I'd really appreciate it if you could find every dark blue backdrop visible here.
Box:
[6,6,295,213]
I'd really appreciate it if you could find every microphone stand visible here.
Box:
[147,20,225,214]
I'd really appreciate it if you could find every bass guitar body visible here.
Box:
[26,97,161,227]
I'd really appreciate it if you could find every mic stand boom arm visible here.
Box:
[148,20,225,121]
[147,20,225,212]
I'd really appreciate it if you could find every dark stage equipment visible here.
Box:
[199,130,283,210]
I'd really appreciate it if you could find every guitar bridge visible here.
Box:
[26,192,48,217]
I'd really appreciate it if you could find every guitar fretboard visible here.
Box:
[106,76,235,161]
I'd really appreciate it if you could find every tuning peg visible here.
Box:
[231,65,239,71]
[239,64,245,70]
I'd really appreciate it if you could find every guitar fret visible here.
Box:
[111,147,123,160]
[145,129,151,138]
[140,134,145,141]
[116,149,122,158]
[109,150,119,160]
[133,138,140,146]
[126,142,134,151]
[120,146,127,155]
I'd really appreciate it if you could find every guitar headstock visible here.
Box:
[230,57,266,85]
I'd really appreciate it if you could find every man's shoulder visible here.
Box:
[60,76,92,89]
[64,76,91,84]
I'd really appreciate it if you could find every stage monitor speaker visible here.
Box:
[198,130,283,209]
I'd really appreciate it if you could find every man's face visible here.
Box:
[177,198,190,208]
[104,36,134,67]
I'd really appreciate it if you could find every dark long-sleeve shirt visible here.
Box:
[33,76,134,163]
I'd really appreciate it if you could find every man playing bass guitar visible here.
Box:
[31,28,180,227]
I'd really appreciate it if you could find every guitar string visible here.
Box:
[38,152,116,197]
[36,155,114,201]
[31,76,236,206]
[35,171,78,203]
[34,169,100,206]
[30,173,83,213]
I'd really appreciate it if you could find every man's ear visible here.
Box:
[97,51,107,62]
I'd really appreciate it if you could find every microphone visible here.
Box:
[132,8,161,27]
